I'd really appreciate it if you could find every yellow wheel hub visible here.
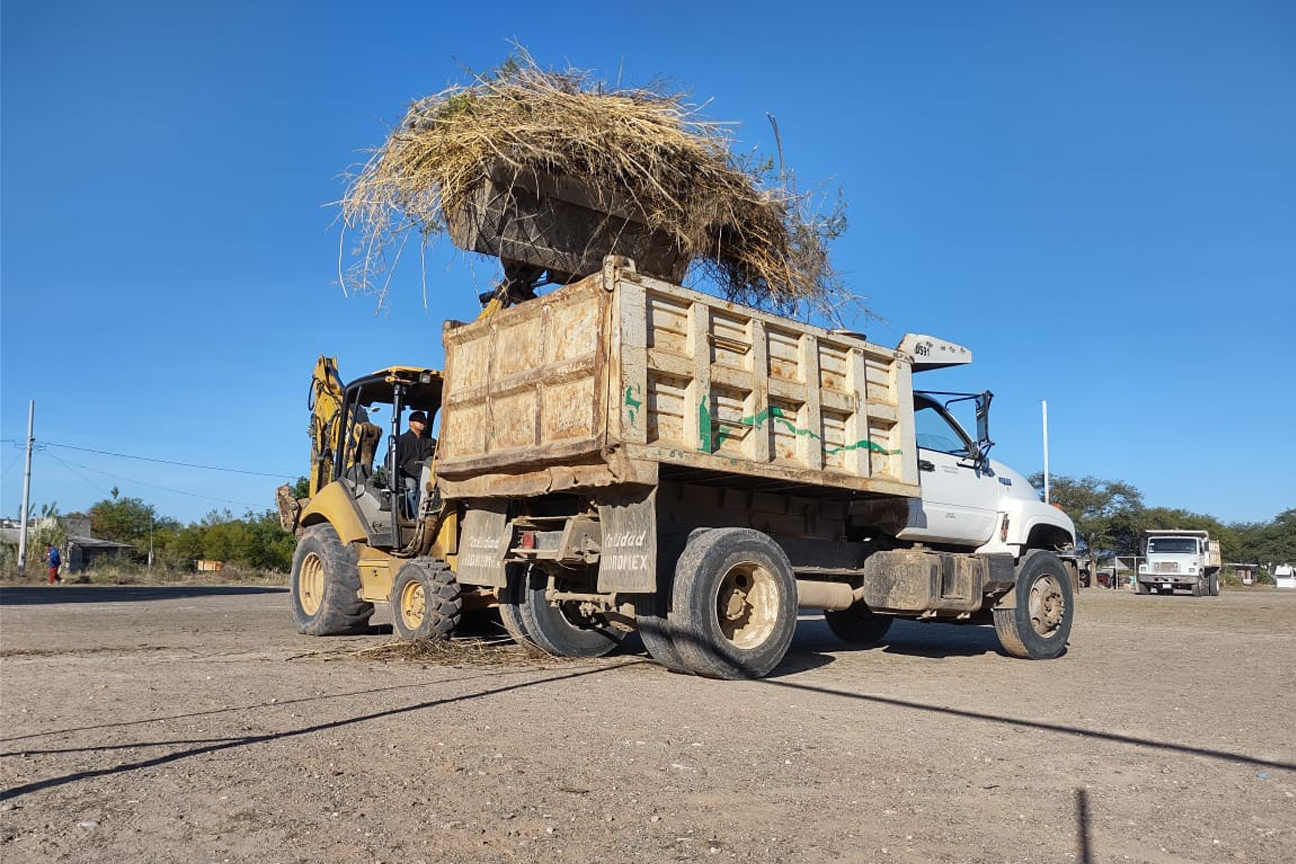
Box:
[298,552,324,616]
[399,579,427,630]
[715,563,779,649]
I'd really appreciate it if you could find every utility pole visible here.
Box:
[1041,399,1050,505]
[17,400,35,577]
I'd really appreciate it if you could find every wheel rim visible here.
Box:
[1028,574,1065,638]
[298,552,324,616]
[715,563,780,649]
[399,579,426,630]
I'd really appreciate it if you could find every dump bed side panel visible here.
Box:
[617,273,919,497]
[438,263,920,501]
[438,278,614,491]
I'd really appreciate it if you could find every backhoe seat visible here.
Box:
[349,422,382,480]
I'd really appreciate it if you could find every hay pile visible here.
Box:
[341,54,849,317]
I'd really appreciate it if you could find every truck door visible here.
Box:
[898,397,999,545]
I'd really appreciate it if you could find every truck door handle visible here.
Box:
[918,459,935,472]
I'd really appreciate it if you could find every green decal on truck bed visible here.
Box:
[624,385,643,424]
[698,401,897,457]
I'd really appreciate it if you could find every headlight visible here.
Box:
[1188,565,1198,573]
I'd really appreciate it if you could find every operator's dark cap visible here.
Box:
[409,411,428,424]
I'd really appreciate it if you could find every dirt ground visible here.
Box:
[1,584,1292,864]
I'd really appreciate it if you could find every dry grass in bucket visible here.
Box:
[340,52,853,319]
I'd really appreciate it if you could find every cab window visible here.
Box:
[915,403,971,456]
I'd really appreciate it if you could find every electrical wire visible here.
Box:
[42,442,287,478]
[41,452,266,510]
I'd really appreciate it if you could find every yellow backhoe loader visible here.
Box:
[277,358,483,641]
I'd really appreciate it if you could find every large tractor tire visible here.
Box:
[824,603,894,646]
[503,567,624,658]
[290,523,373,636]
[390,558,461,642]
[670,528,798,679]
[993,550,1073,660]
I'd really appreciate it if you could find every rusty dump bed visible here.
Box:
[437,259,920,501]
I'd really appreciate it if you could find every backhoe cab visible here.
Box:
[278,358,471,640]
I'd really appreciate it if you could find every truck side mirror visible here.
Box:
[974,391,994,465]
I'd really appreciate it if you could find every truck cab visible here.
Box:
[1137,530,1221,596]
[887,335,1075,560]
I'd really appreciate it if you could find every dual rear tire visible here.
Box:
[638,528,798,680]
[498,566,625,658]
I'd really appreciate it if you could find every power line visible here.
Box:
[42,452,115,498]
[42,452,266,510]
[41,441,289,478]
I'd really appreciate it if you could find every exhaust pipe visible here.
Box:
[796,580,862,611]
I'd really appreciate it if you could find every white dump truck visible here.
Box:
[421,257,1079,676]
[1137,529,1222,596]
[289,257,1078,677]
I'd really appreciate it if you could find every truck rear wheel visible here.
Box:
[994,550,1072,660]
[290,523,373,636]
[496,566,536,650]
[633,533,691,673]
[670,528,797,679]
[390,559,461,642]
[506,567,624,658]
[824,604,893,646]
[634,592,690,672]
[1208,572,1220,596]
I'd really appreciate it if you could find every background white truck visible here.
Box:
[1137,529,1221,596]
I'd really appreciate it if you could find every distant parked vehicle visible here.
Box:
[1274,564,1296,590]
[1136,530,1221,596]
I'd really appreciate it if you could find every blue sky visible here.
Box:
[2,0,1293,526]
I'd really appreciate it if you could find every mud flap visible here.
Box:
[456,501,510,587]
[596,487,656,593]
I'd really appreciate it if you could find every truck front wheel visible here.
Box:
[290,523,373,636]
[670,528,798,679]
[994,550,1073,659]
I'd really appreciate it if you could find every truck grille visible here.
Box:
[1154,561,1179,573]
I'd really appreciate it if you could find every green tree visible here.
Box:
[1029,474,1144,558]
[1233,508,1296,569]
[1141,506,1240,561]
[87,495,159,547]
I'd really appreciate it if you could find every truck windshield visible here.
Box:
[1147,538,1198,554]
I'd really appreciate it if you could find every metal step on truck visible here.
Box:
[284,256,1078,678]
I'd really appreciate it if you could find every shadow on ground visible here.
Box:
[0,585,288,606]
